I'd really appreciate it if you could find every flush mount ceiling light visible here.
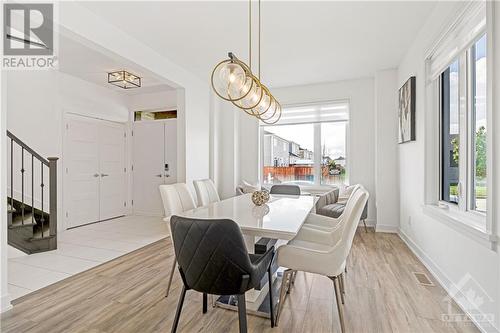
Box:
[211,0,281,124]
[108,70,141,89]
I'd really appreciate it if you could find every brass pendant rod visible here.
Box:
[258,0,261,80]
[249,0,252,71]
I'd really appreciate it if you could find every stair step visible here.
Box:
[10,213,36,227]
[9,222,37,230]
[32,224,52,240]
[30,233,55,241]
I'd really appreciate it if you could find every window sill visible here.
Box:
[422,204,497,249]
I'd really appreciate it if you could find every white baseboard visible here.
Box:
[0,294,12,313]
[375,224,399,233]
[398,229,499,333]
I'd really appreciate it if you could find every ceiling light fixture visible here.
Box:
[108,70,141,89]
[211,0,281,124]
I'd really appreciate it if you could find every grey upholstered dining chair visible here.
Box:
[270,184,301,195]
[169,216,275,333]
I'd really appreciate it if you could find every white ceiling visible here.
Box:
[58,34,175,95]
[80,1,437,88]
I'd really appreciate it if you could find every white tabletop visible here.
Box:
[179,194,316,240]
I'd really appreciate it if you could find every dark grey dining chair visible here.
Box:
[270,184,301,195]
[169,215,275,333]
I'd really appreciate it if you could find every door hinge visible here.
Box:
[66,167,68,174]
[124,167,126,172]
[131,130,134,137]
[66,124,69,130]
[124,201,126,207]
[131,200,134,206]
[65,211,68,218]
[131,165,134,171]
[124,132,126,138]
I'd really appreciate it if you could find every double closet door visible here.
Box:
[132,120,177,216]
[65,115,126,228]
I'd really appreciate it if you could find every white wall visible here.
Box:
[397,2,500,331]
[127,90,177,112]
[374,69,400,232]
[270,78,377,224]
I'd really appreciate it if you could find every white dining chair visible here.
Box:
[159,183,196,298]
[193,179,220,207]
[275,187,369,332]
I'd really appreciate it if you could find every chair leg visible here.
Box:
[275,269,292,325]
[363,219,368,232]
[287,270,295,294]
[165,258,177,298]
[171,285,187,333]
[203,293,208,314]
[267,266,275,328]
[339,273,345,304]
[332,276,346,333]
[237,294,248,333]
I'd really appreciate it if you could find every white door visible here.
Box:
[65,115,126,228]
[65,117,100,227]
[133,122,165,216]
[133,120,177,216]
[99,122,126,221]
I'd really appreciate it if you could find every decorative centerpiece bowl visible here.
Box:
[251,189,270,206]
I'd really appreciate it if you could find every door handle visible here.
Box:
[164,174,170,178]
[93,173,100,178]
[101,174,109,177]
[155,174,163,178]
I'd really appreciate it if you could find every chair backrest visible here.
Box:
[333,187,369,260]
[270,184,301,195]
[170,216,255,295]
[193,179,220,207]
[159,183,196,218]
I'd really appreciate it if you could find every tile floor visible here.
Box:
[7,215,168,301]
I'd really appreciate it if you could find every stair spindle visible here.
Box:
[40,162,45,238]
[10,138,13,211]
[32,154,35,225]
[21,147,25,225]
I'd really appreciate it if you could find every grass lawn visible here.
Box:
[450,185,487,198]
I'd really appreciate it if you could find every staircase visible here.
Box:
[7,130,58,254]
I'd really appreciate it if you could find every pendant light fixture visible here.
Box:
[211,0,281,124]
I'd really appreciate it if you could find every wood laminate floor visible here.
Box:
[0,230,479,333]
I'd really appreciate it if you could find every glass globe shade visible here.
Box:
[211,60,250,101]
[232,76,263,110]
[252,89,272,116]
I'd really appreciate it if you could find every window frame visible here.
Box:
[424,7,496,246]
[258,100,350,187]
[437,37,488,220]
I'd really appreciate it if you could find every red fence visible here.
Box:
[263,166,332,177]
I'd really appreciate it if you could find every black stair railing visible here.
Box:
[7,130,58,239]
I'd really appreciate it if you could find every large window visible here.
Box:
[438,34,487,215]
[261,101,349,186]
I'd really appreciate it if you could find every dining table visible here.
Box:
[179,193,317,318]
